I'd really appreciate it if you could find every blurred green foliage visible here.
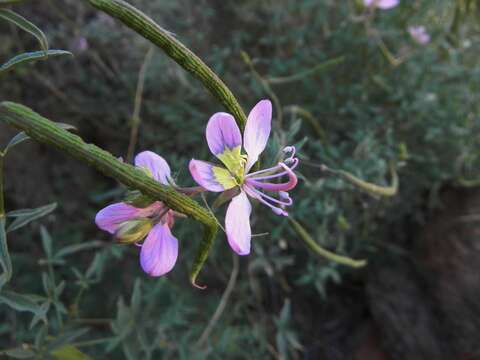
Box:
[0,0,479,358]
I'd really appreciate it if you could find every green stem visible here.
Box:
[289,218,367,268]
[87,0,247,129]
[0,101,216,287]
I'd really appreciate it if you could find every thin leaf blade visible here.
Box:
[3,132,30,154]
[0,218,11,288]
[6,203,57,233]
[0,50,72,75]
[0,9,48,53]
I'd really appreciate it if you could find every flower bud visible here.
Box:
[115,218,153,244]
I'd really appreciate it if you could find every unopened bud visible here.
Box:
[115,218,153,244]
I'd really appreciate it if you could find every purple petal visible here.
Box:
[225,191,252,256]
[135,151,171,185]
[364,0,399,9]
[244,100,272,173]
[189,159,236,192]
[95,202,141,234]
[206,112,242,156]
[140,224,178,277]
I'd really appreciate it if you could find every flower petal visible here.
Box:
[135,151,171,185]
[95,202,141,234]
[225,191,252,255]
[189,159,237,192]
[140,223,178,277]
[244,100,272,173]
[206,112,243,172]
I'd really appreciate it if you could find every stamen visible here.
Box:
[247,158,299,181]
[246,163,283,178]
[243,185,289,216]
[246,162,298,192]
[248,186,293,206]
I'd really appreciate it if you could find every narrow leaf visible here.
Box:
[0,9,48,52]
[3,122,75,154]
[4,348,35,359]
[40,226,53,259]
[0,218,11,288]
[3,132,30,154]
[29,302,49,329]
[6,202,57,233]
[0,50,72,75]
[54,241,103,259]
[0,290,41,313]
[130,279,141,313]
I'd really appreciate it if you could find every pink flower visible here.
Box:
[189,100,299,256]
[364,0,399,10]
[408,26,430,45]
[95,151,178,277]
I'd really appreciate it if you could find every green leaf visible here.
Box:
[54,241,103,259]
[0,50,72,75]
[4,348,35,359]
[0,290,41,313]
[3,125,75,155]
[51,345,92,360]
[85,253,105,279]
[130,279,141,313]
[30,302,49,329]
[3,132,30,154]
[0,290,48,327]
[40,226,53,259]
[6,202,57,233]
[0,218,11,289]
[0,9,48,53]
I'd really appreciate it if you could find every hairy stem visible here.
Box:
[88,0,247,129]
[0,101,216,287]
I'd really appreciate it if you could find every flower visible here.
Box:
[364,0,399,10]
[408,26,430,45]
[189,100,299,256]
[95,151,178,277]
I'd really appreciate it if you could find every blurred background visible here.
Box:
[1,0,480,359]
